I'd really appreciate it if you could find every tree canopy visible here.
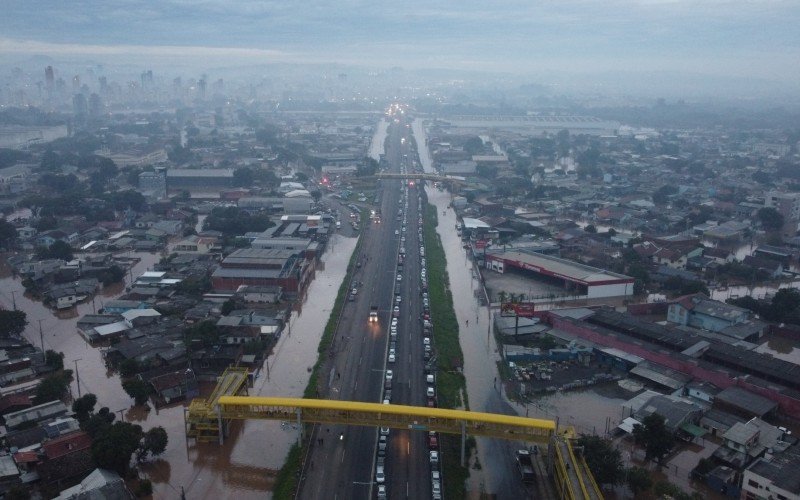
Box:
[576,435,624,485]
[0,310,27,337]
[633,413,675,463]
[757,207,785,231]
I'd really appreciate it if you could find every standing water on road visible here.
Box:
[145,233,357,500]
[368,119,389,162]
[2,232,356,500]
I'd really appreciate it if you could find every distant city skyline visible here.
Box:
[1,1,800,98]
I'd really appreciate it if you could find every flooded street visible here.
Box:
[144,233,356,499]
[368,118,388,162]
[0,251,162,412]
[1,232,356,500]
[417,121,637,496]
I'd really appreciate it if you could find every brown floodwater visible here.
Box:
[0,233,356,500]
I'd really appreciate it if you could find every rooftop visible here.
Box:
[747,447,800,494]
[486,249,633,285]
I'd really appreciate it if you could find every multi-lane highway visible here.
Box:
[299,113,438,500]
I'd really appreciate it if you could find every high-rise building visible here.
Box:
[89,93,103,117]
[45,66,54,89]
[72,93,88,118]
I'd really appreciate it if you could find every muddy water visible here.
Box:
[1,234,356,500]
[368,119,388,162]
[0,251,161,411]
[143,233,356,500]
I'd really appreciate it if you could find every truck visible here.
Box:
[516,449,535,483]
[369,305,379,323]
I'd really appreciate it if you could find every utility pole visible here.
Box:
[74,359,83,398]
[37,319,45,352]
[11,290,17,311]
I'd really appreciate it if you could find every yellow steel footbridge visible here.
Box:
[186,388,602,499]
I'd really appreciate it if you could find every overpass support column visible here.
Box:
[296,408,303,443]
[460,421,466,467]
[216,405,224,446]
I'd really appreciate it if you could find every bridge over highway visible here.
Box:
[185,394,603,499]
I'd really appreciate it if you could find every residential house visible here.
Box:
[741,446,800,500]
[173,234,218,254]
[54,468,134,500]
[667,294,766,342]
[38,431,94,487]
[148,369,199,405]
[4,401,69,430]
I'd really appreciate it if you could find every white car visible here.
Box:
[380,427,390,436]
[394,229,400,235]
[388,352,396,363]
[427,386,435,397]
[376,465,385,483]
[430,450,439,464]
[395,295,402,303]
[423,337,431,345]
[396,274,402,282]
[385,370,393,380]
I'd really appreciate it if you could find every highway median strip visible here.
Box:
[422,198,474,500]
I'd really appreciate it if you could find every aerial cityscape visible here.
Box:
[1,2,800,500]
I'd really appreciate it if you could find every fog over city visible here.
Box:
[2,2,800,500]
[2,0,800,99]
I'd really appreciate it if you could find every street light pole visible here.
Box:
[37,319,45,352]
[11,290,17,311]
[74,358,83,398]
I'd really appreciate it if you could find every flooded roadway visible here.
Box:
[1,232,357,499]
[416,120,633,498]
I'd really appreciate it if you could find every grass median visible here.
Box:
[422,199,473,499]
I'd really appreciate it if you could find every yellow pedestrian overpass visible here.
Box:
[374,172,466,184]
[217,396,554,442]
[186,395,603,500]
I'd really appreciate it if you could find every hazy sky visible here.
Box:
[2,0,799,86]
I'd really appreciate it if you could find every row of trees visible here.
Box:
[729,287,800,324]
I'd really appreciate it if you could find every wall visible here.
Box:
[586,282,632,299]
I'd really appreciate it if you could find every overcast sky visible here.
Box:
[2,0,799,90]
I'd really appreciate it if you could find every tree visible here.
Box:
[37,240,73,261]
[0,219,17,248]
[766,287,800,322]
[34,371,72,405]
[463,136,484,155]
[91,421,143,475]
[584,224,597,234]
[135,479,153,497]
[4,485,31,500]
[72,393,97,422]
[45,349,65,370]
[122,378,151,406]
[83,407,116,437]
[626,466,652,496]
[0,310,27,337]
[607,228,617,237]
[652,184,679,205]
[141,427,168,458]
[233,167,255,187]
[633,413,675,463]
[757,207,785,231]
[576,435,624,485]
[119,358,141,377]
[221,298,236,316]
